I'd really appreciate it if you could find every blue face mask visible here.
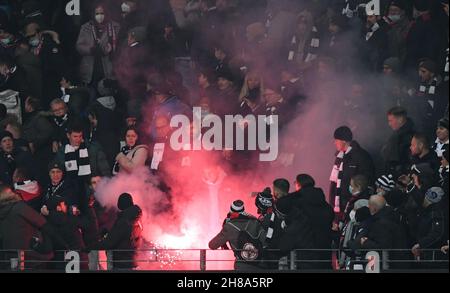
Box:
[349,185,354,195]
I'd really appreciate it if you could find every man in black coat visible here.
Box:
[0,130,35,186]
[411,187,448,269]
[329,126,375,220]
[410,133,441,172]
[24,22,68,108]
[350,195,408,268]
[382,107,416,177]
[0,185,62,269]
[288,174,334,270]
[91,193,143,270]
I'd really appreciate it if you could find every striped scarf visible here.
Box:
[64,143,91,177]
[366,22,380,41]
[433,139,449,158]
[287,26,320,63]
[439,165,449,186]
[112,145,133,175]
[330,147,352,213]
[418,77,439,109]
[264,211,286,248]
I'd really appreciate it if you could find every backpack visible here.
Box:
[235,220,265,262]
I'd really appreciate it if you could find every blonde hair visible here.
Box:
[238,71,265,102]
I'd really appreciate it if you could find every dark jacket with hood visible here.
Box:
[93,205,143,269]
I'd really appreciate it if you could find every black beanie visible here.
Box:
[230,200,245,213]
[118,193,134,211]
[334,126,353,142]
[255,188,273,212]
[0,130,13,142]
[438,118,449,131]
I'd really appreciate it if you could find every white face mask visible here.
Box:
[95,14,105,24]
[349,210,356,221]
[121,3,131,13]
[29,36,40,47]
[388,14,401,23]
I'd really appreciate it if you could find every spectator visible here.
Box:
[0,130,34,186]
[76,2,120,87]
[22,97,54,185]
[0,185,56,269]
[272,178,290,201]
[23,22,67,108]
[382,106,416,176]
[91,193,143,270]
[329,126,375,220]
[209,200,266,271]
[384,1,410,64]
[343,174,372,223]
[411,187,448,268]
[112,127,149,175]
[4,121,29,152]
[54,122,111,184]
[410,132,440,172]
[432,117,449,158]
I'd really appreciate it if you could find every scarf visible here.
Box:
[433,139,449,158]
[288,26,320,63]
[53,114,69,127]
[64,143,91,177]
[366,22,380,41]
[264,211,286,248]
[112,145,133,175]
[418,77,439,109]
[45,180,65,202]
[92,22,117,53]
[330,147,353,213]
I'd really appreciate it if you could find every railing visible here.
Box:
[0,249,448,272]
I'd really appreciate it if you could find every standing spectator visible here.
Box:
[384,1,410,64]
[54,123,111,185]
[362,12,388,71]
[410,133,440,172]
[23,22,67,108]
[432,117,449,158]
[118,0,141,44]
[112,127,149,175]
[352,195,407,254]
[0,185,55,269]
[76,2,120,87]
[329,126,375,220]
[91,193,143,270]
[41,161,79,214]
[411,187,448,268]
[22,97,54,186]
[382,106,416,176]
[290,174,334,269]
[0,130,34,186]
[49,99,74,153]
[4,121,29,152]
[209,200,266,271]
[343,174,372,223]
[414,59,447,134]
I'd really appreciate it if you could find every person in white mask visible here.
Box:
[76,4,120,86]
[384,1,410,62]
